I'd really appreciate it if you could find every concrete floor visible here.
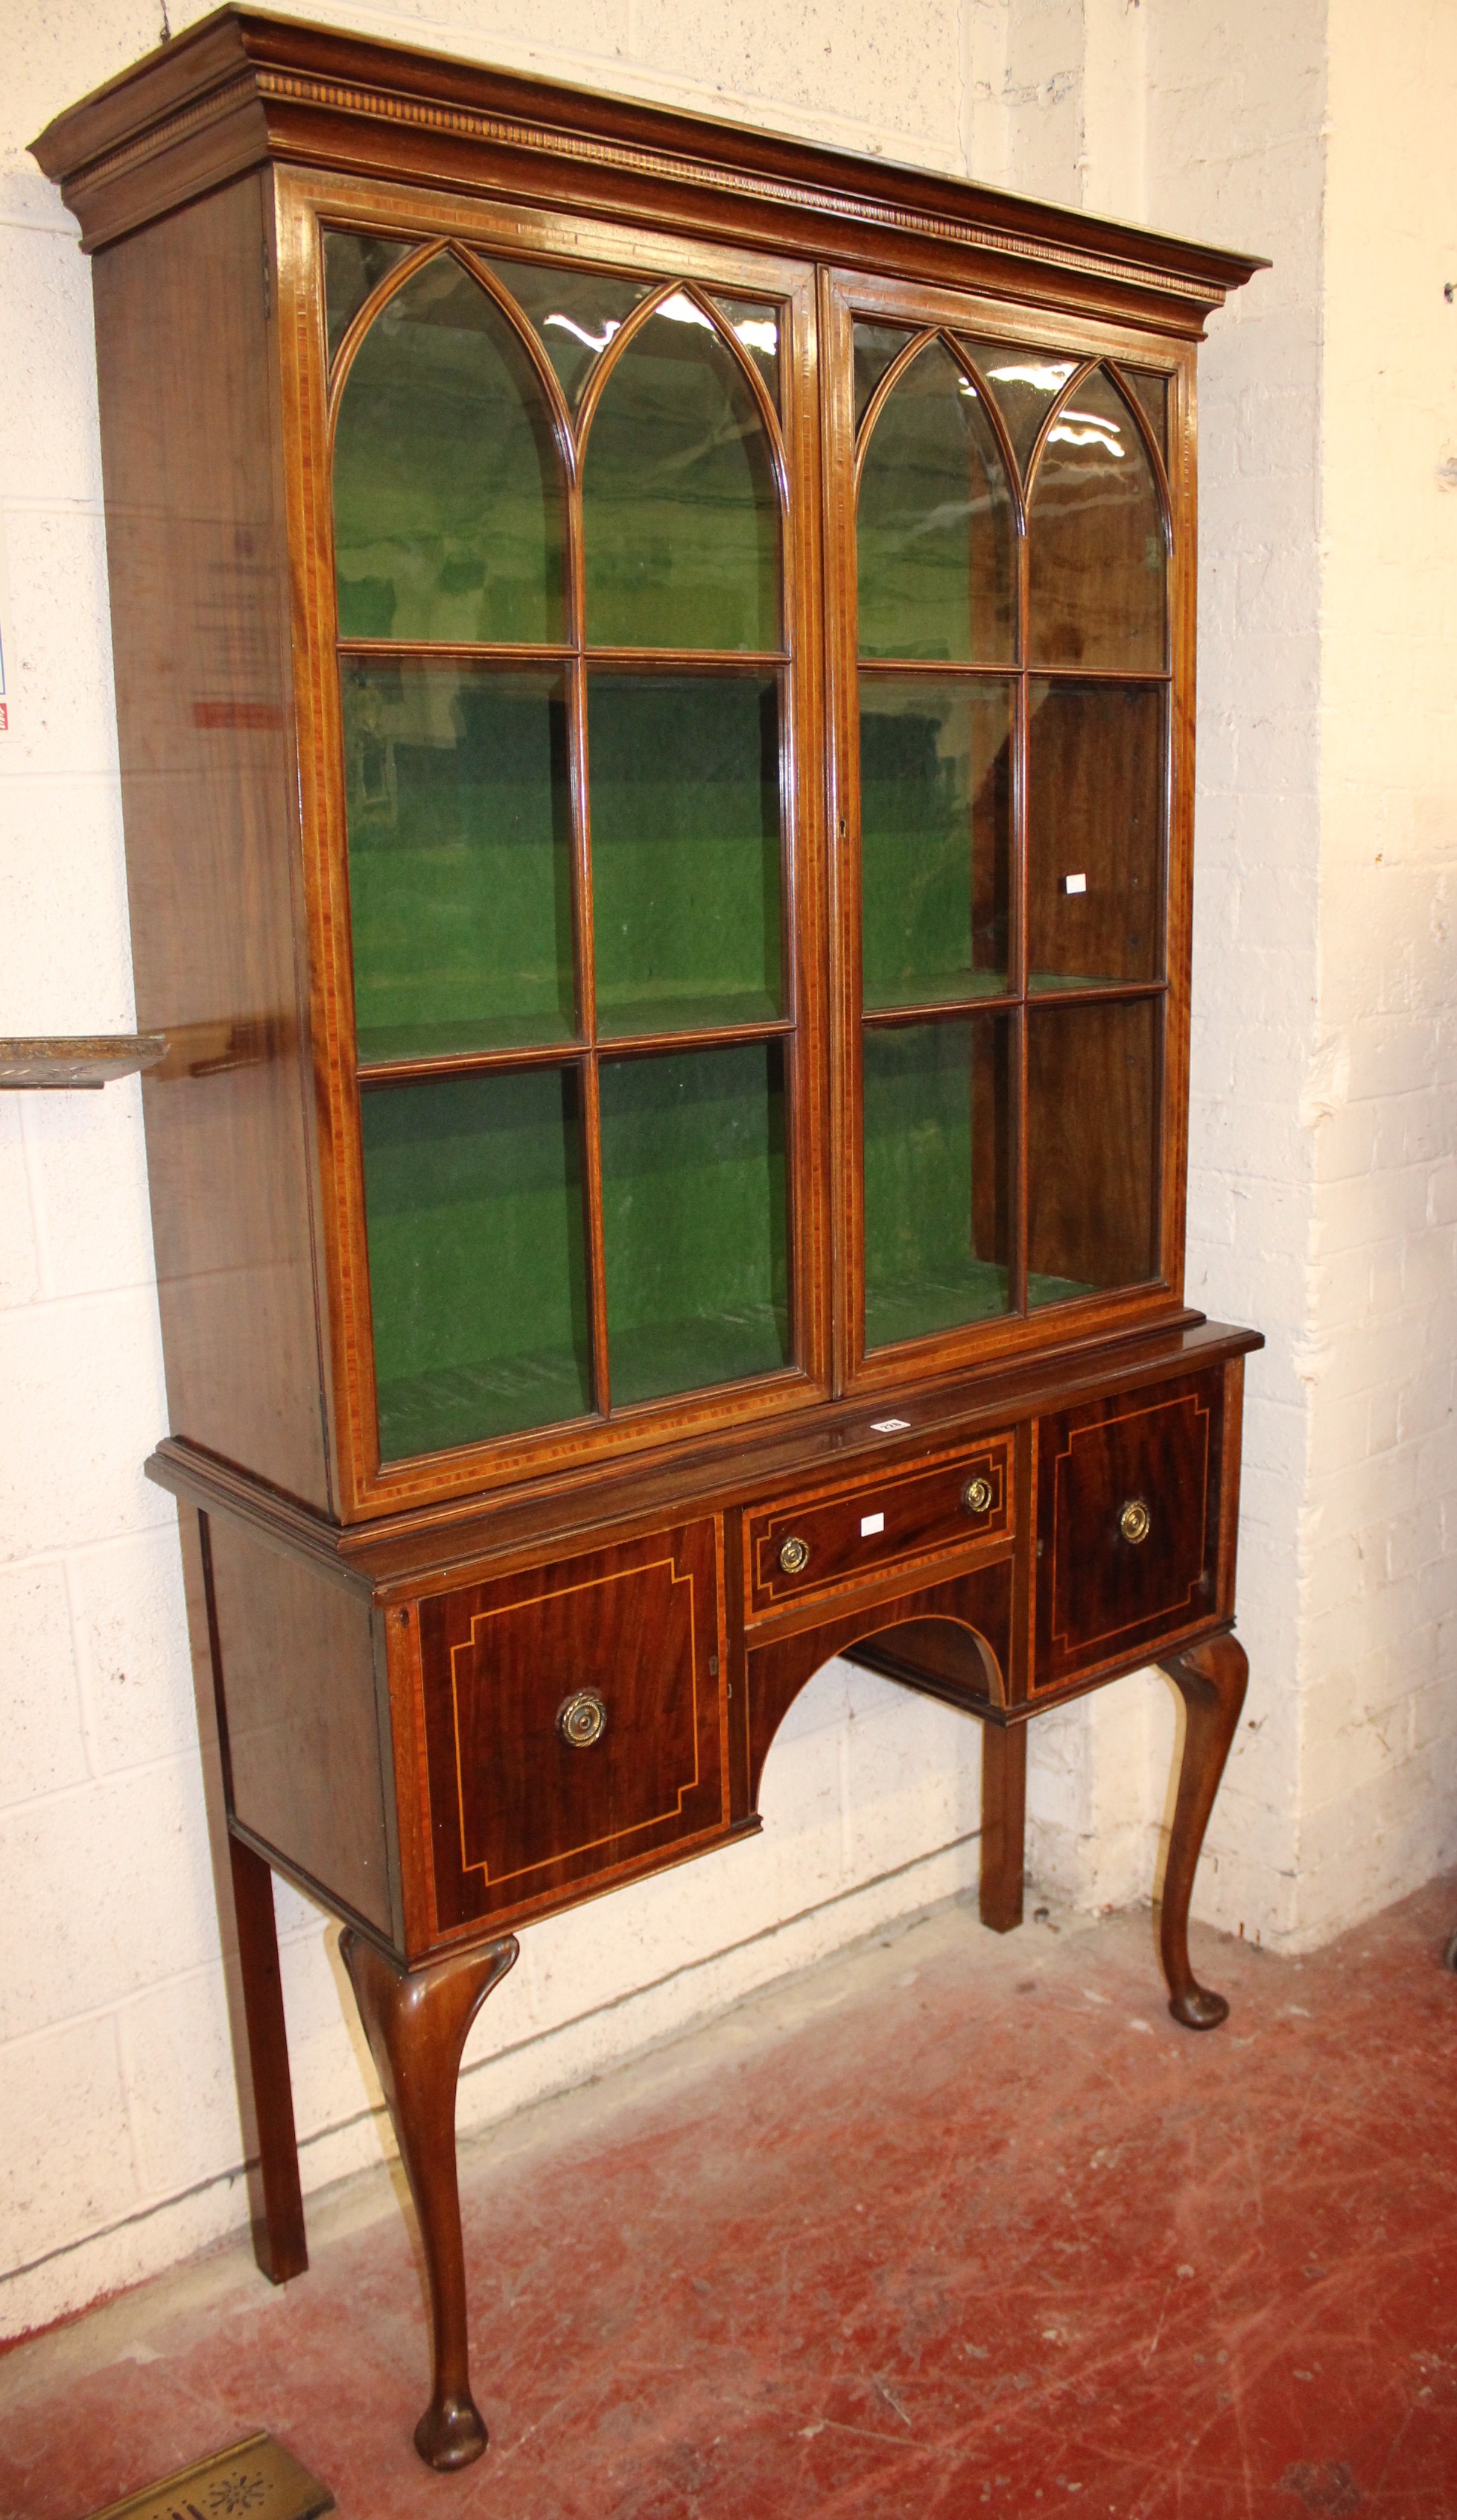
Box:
[3,1874,1456,2519]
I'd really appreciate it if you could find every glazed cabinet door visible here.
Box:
[822,270,1190,1390]
[279,180,828,1516]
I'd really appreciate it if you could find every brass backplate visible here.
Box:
[81,2431,333,2520]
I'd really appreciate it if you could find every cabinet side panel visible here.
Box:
[207,1514,395,1935]
[92,175,331,1508]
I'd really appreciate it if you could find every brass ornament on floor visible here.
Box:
[80,2433,332,2520]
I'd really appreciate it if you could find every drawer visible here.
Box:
[414,1520,728,1934]
[745,1435,1012,1619]
[1035,1371,1225,1689]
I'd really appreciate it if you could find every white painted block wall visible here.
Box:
[2,0,1454,2340]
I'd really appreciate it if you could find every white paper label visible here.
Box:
[1064,871,1087,895]
[870,1417,910,1433]
[860,1511,886,1537]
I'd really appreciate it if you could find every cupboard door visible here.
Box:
[1035,1372,1224,1689]
[416,1520,728,1933]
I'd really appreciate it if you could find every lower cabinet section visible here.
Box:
[1035,1368,1227,1689]
[414,1518,731,1935]
[181,1339,1251,1959]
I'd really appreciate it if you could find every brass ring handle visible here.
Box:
[778,1534,810,1576]
[1120,1499,1152,1546]
[962,1475,994,1517]
[557,1688,608,1748]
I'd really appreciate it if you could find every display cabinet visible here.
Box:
[35,10,1263,2471]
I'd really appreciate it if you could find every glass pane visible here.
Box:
[959,339,1077,478]
[857,340,1015,664]
[362,1067,591,1458]
[1028,366,1166,672]
[714,297,781,410]
[1026,681,1164,990]
[583,296,780,651]
[588,673,782,1036]
[860,676,1012,1009]
[333,253,565,645]
[484,256,650,407]
[1027,997,1160,1304]
[599,1042,790,1404]
[853,320,912,430]
[343,661,574,1064]
[863,1016,1012,1348]
[324,231,414,366]
[1123,365,1169,463]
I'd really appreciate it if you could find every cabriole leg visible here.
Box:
[340,1930,518,2470]
[979,1718,1027,1934]
[1157,1634,1249,2031]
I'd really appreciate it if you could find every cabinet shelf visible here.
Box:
[0,1035,165,1090]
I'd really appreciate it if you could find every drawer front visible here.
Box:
[1035,1371,1224,1688]
[745,1435,1012,1619]
[416,1520,728,1934]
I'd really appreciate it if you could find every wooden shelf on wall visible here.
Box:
[0,1035,167,1089]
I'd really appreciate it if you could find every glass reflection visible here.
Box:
[485,256,650,406]
[589,672,782,1036]
[1028,365,1166,672]
[363,1065,591,1457]
[862,1015,1012,1348]
[333,253,565,645]
[583,299,780,650]
[1123,366,1170,463]
[960,340,1077,477]
[599,1041,790,1403]
[1026,681,1164,990]
[857,339,1015,664]
[714,296,781,409]
[853,320,912,429]
[325,231,414,365]
[343,661,575,1064]
[1026,997,1160,1303]
[860,676,1012,1008]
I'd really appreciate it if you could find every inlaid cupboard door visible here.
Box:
[821,268,1192,1394]
[279,180,830,1518]
[408,1517,731,1937]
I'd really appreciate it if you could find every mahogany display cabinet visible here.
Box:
[36,12,1264,2471]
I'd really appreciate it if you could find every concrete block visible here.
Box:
[0,776,133,1033]
[0,1288,169,1565]
[0,1757,218,2044]
[840,1685,978,1879]
[0,2013,139,2275]
[0,1555,89,1807]
[346,0,632,72]
[19,1081,156,1301]
[0,506,118,781]
[0,1102,39,1310]
[73,1523,196,1775]
[632,0,961,150]
[0,222,102,507]
[121,1964,244,2197]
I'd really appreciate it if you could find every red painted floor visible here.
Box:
[3,1876,1456,2519]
